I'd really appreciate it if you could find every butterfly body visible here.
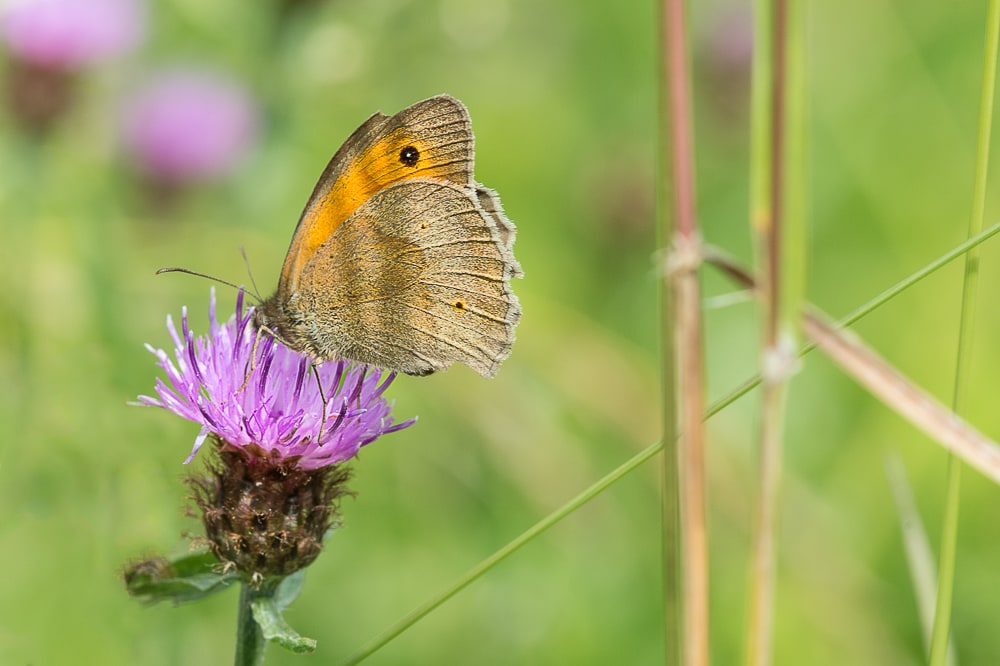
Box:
[255,95,522,377]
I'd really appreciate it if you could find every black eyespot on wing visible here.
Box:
[453,300,466,310]
[399,146,420,167]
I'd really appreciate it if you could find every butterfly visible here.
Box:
[253,95,522,377]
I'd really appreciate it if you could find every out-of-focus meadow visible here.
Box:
[4,0,1000,663]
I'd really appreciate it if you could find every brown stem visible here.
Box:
[662,0,710,661]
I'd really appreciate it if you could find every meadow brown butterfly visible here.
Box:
[254,95,522,377]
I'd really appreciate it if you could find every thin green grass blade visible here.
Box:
[930,2,1000,663]
[747,0,806,659]
[706,218,1000,403]
[340,441,662,666]
[885,455,957,666]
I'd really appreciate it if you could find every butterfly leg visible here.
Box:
[311,362,329,442]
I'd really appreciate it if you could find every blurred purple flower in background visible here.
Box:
[0,0,145,131]
[121,68,259,186]
[1,0,145,70]
[701,4,753,123]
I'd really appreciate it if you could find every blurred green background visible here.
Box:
[4,0,1000,663]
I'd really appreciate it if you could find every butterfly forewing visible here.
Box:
[278,95,475,297]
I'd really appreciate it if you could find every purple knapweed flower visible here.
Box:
[0,0,145,70]
[121,69,258,185]
[139,290,414,578]
[139,289,415,470]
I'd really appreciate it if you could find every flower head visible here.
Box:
[139,289,414,470]
[139,290,414,579]
[0,0,145,70]
[121,68,258,185]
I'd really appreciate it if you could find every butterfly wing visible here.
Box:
[292,179,521,377]
[475,186,521,268]
[277,95,475,300]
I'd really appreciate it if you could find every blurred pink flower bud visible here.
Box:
[1,0,145,70]
[121,69,259,185]
[1,0,145,132]
[701,4,753,123]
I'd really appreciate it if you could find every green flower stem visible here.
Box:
[235,580,279,666]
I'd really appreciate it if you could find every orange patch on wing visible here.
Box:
[280,130,451,291]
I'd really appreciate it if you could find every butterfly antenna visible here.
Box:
[156,267,245,293]
[240,247,264,303]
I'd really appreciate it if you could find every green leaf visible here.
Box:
[251,595,317,654]
[124,550,238,604]
[273,570,306,610]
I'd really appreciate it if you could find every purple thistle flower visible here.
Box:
[0,0,145,70]
[121,69,258,184]
[139,289,415,470]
